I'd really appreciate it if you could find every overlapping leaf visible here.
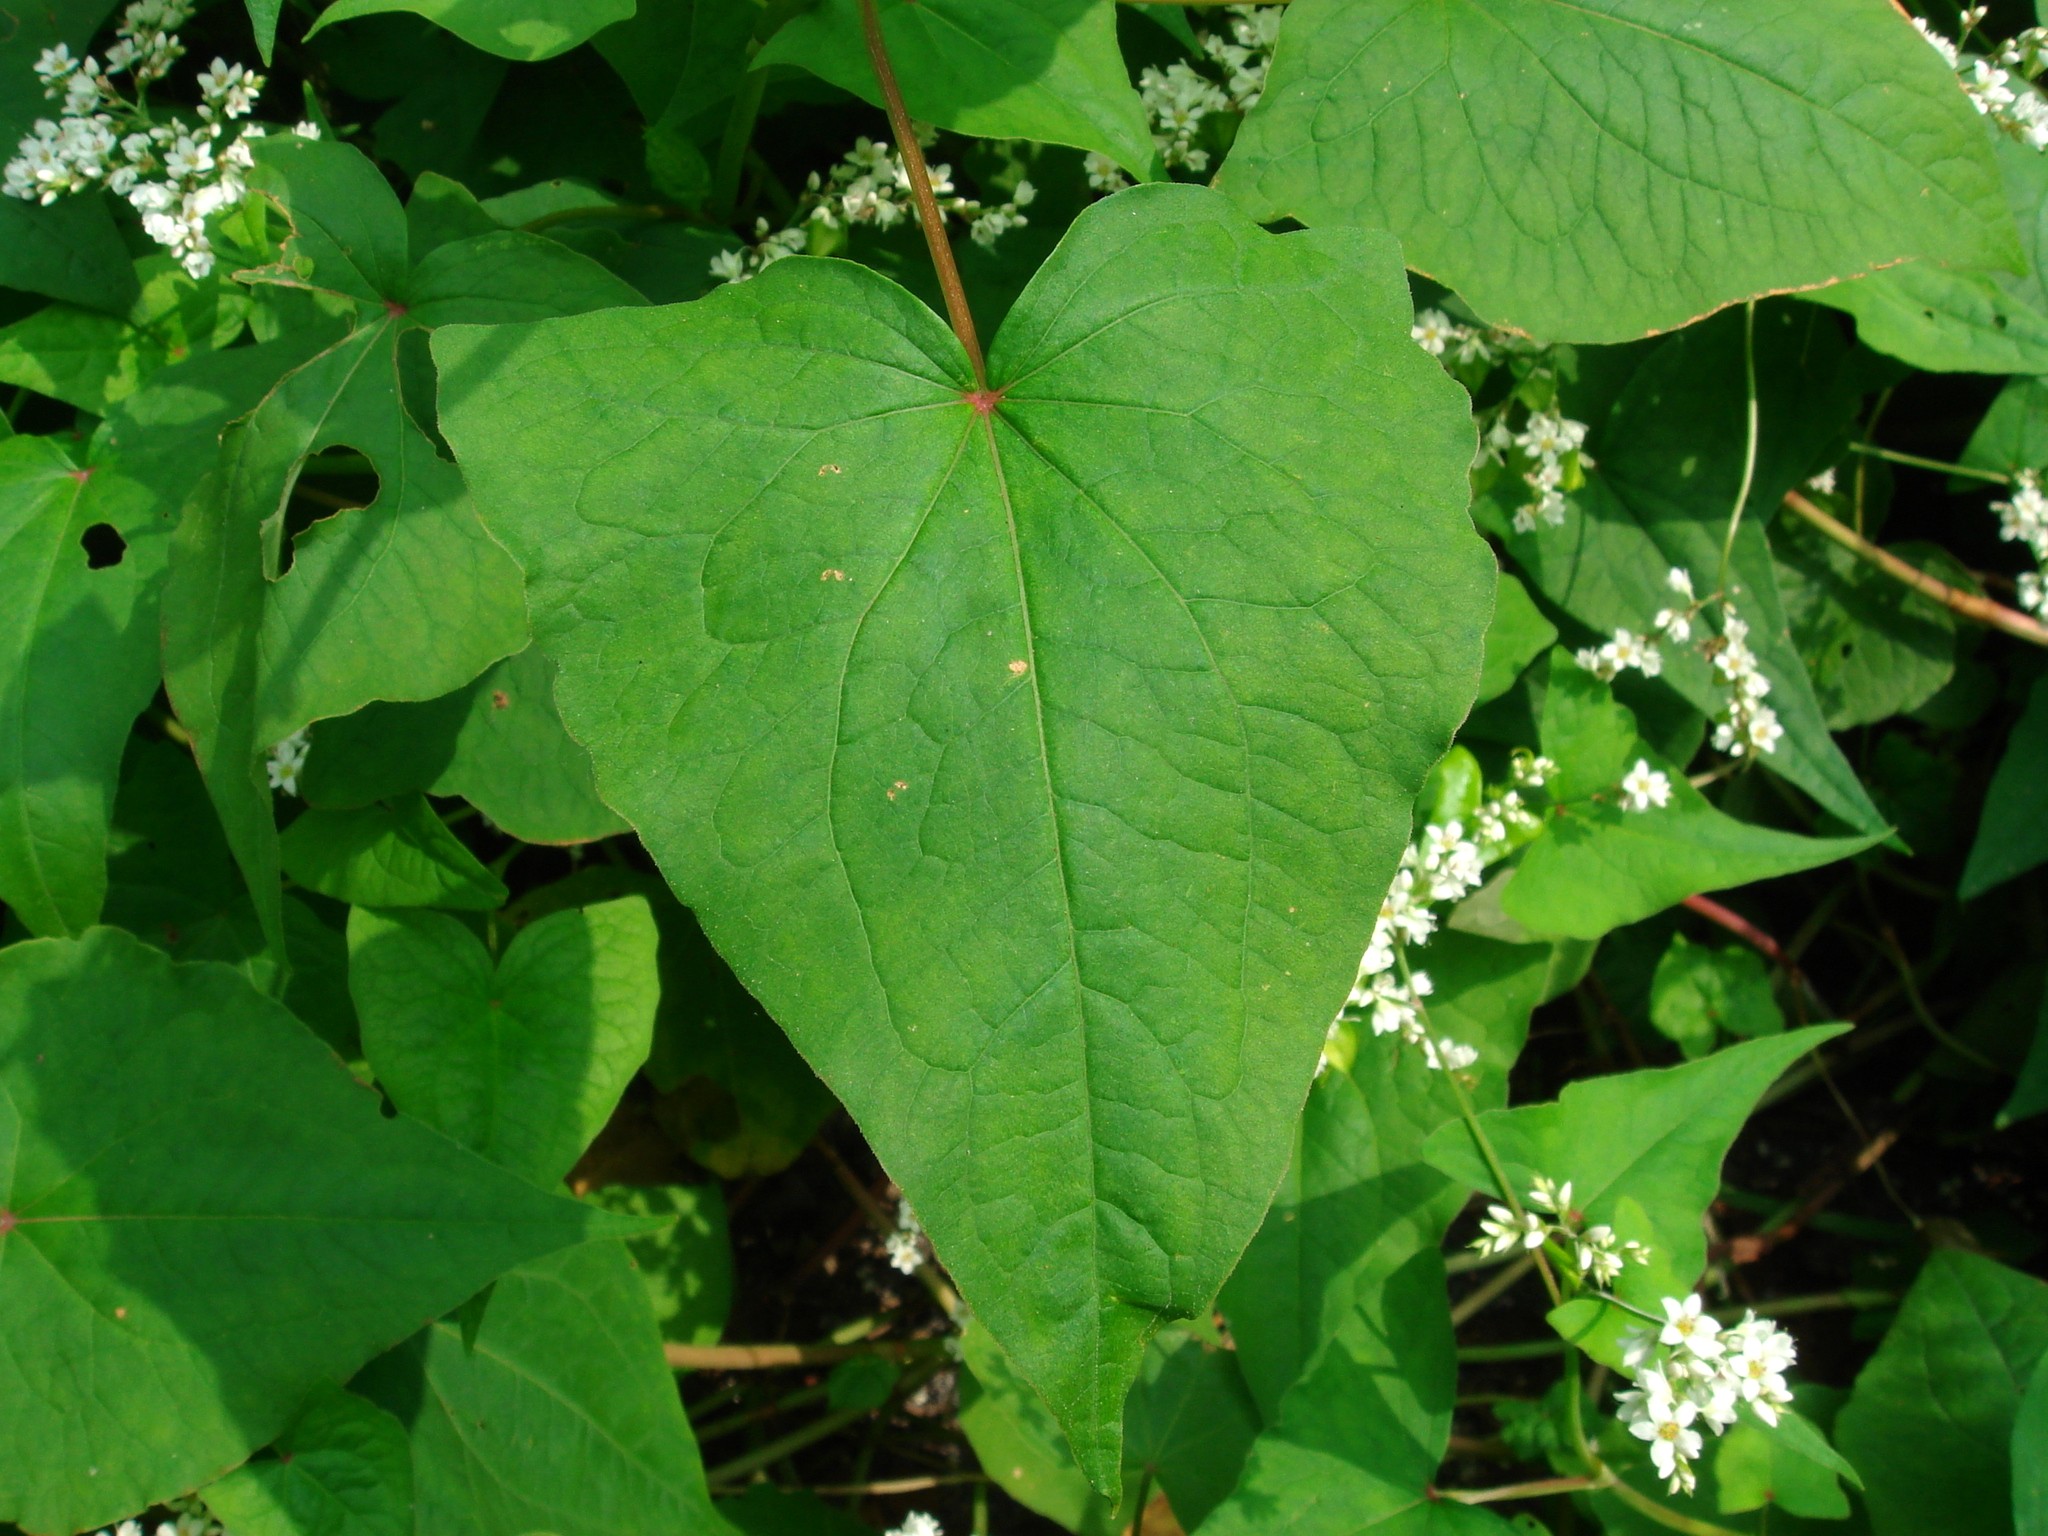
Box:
[1198,933,1547,1535]
[1962,673,2048,899]
[162,135,640,960]
[306,0,631,62]
[1502,658,1879,939]
[0,927,630,1535]
[352,1241,727,1536]
[202,1386,413,1536]
[757,0,1158,178]
[1222,0,2018,342]
[1425,1026,1847,1365]
[1491,305,1887,834]
[434,183,1492,1491]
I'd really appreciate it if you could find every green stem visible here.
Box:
[1715,301,1759,596]
[1602,1474,1752,1536]
[1444,1475,1598,1505]
[1847,440,2011,485]
[702,1401,878,1485]
[710,67,768,223]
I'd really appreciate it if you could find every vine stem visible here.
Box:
[855,0,989,388]
[663,1339,942,1370]
[1442,1475,1598,1504]
[1846,440,2011,485]
[1714,301,1759,596]
[1781,490,2048,648]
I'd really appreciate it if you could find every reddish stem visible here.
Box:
[1684,893,1785,965]
[854,0,989,389]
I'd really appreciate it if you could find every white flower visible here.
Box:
[1619,759,1671,813]
[1411,308,1456,355]
[1475,1203,1547,1255]
[1512,753,1556,789]
[1083,150,1129,192]
[1658,1294,1723,1360]
[889,1515,943,1536]
[1666,566,1695,598]
[1526,1174,1572,1215]
[1805,467,1837,495]
[265,729,310,795]
[883,1228,923,1274]
[1915,15,1961,67]
[1422,1035,1478,1072]
[1627,1380,1703,1493]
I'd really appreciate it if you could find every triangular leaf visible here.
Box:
[433,182,1493,1493]
[0,927,629,1535]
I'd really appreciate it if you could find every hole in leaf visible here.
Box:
[80,523,126,568]
[280,446,381,575]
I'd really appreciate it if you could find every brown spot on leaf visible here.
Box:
[491,689,511,709]
[1008,659,1028,676]
[821,568,848,582]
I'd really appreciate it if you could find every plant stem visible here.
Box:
[1602,1474,1751,1536]
[1782,490,2048,646]
[664,1338,941,1370]
[1443,1475,1598,1505]
[854,0,988,387]
[1450,1252,1537,1326]
[703,1400,878,1485]
[807,1472,990,1497]
[1456,1339,1567,1363]
[1846,441,2011,485]
[1715,302,1759,595]
[1437,1063,1563,1308]
[711,68,768,222]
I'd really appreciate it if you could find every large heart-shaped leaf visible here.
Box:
[0,927,631,1535]
[433,182,1491,1491]
[1222,0,2016,343]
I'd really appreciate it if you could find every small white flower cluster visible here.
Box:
[1589,566,1784,760]
[1617,1299,1800,1495]
[883,1199,925,1276]
[4,0,311,279]
[1422,319,1593,531]
[1409,307,1517,372]
[1321,753,1550,1076]
[1087,7,1281,193]
[711,135,1035,283]
[266,728,310,796]
[1499,409,1594,532]
[1991,467,2048,614]
[1915,9,2048,151]
[1471,1175,1652,1286]
[887,1514,943,1536]
[95,1503,219,1536]
[1618,758,1672,814]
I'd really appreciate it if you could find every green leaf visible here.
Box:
[0,0,137,313]
[0,255,247,416]
[306,0,631,62]
[1836,1250,2048,1536]
[1649,933,1785,1059]
[1808,132,2048,374]
[506,867,838,1179]
[348,896,659,1185]
[302,646,629,845]
[584,1184,732,1348]
[433,182,1493,1493]
[1200,933,1543,1536]
[591,0,754,123]
[1222,0,2017,343]
[1713,1417,1850,1520]
[245,0,285,62]
[1502,659,1879,940]
[1478,571,1557,706]
[0,927,630,1535]
[1494,304,1888,834]
[1775,514,1957,730]
[282,795,509,910]
[163,136,640,963]
[353,1240,726,1536]
[105,739,363,1060]
[2017,1359,2048,1536]
[1962,674,2048,900]
[720,1485,872,1536]
[1424,1027,1846,1365]
[1964,376,2048,477]
[756,0,1159,178]
[958,1321,1258,1534]
[0,437,167,938]
[2000,984,2048,1130]
[202,1385,413,1536]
